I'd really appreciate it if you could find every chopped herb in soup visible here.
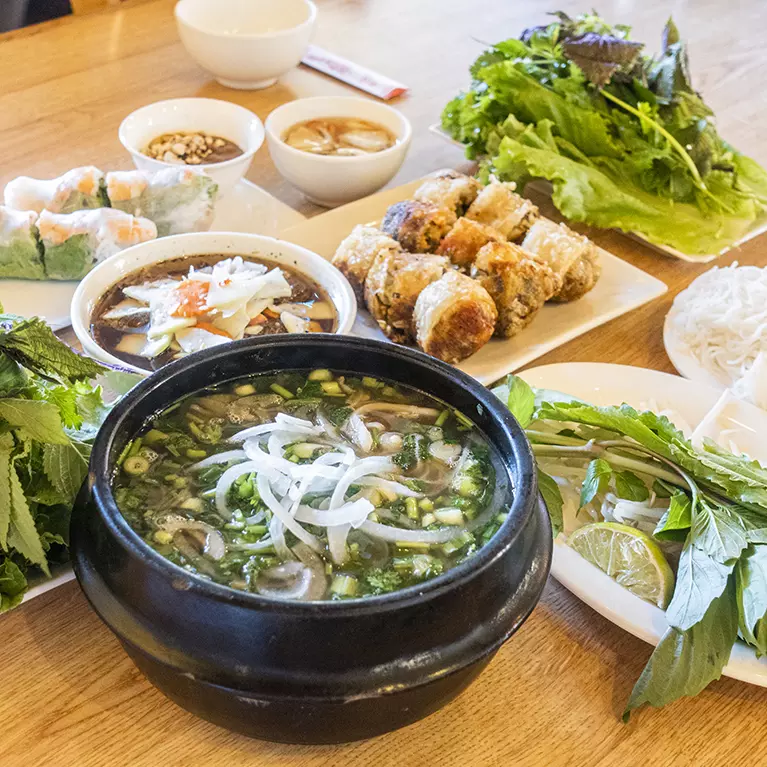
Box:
[113,371,508,601]
[91,255,336,371]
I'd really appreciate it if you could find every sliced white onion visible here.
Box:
[343,413,373,453]
[430,440,462,465]
[354,403,440,418]
[379,432,404,453]
[327,523,352,565]
[204,530,227,559]
[257,472,322,552]
[232,538,275,552]
[329,457,395,510]
[256,561,312,601]
[269,515,291,560]
[360,520,467,543]
[295,498,374,528]
[190,449,246,470]
[356,476,422,497]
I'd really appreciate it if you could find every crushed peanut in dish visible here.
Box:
[143,132,244,165]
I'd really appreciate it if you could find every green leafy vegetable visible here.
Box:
[580,458,612,507]
[505,374,535,427]
[614,470,650,502]
[537,468,564,537]
[0,558,27,612]
[442,13,767,255]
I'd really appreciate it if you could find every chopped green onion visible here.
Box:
[434,508,464,525]
[186,448,207,460]
[270,383,294,399]
[362,376,380,388]
[418,498,434,512]
[153,530,173,545]
[320,381,343,396]
[123,456,150,476]
[435,409,449,427]
[405,497,419,519]
[421,512,436,527]
[127,437,143,458]
[143,429,168,445]
[331,574,358,597]
[180,497,204,513]
[234,383,256,396]
[453,409,474,428]
[395,540,431,550]
[245,524,267,536]
[292,443,318,459]
[441,531,474,555]
[382,386,398,397]
[308,369,333,381]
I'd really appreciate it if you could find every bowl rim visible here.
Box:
[118,97,265,172]
[264,96,413,165]
[85,334,539,617]
[70,232,358,375]
[174,0,317,40]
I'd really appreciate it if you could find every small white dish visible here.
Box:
[175,0,316,90]
[119,98,264,195]
[519,362,767,688]
[278,176,668,383]
[70,231,356,374]
[265,97,412,207]
[0,179,305,330]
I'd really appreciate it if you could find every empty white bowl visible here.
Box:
[265,96,412,207]
[119,98,264,195]
[175,0,317,90]
[71,231,358,375]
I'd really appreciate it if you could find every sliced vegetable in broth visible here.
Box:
[113,370,508,601]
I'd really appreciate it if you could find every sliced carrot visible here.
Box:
[263,308,280,319]
[195,321,231,338]
[171,280,210,317]
[308,321,323,332]
[248,314,268,325]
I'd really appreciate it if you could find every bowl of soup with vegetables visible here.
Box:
[71,231,357,374]
[71,335,550,743]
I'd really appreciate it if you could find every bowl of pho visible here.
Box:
[71,231,356,374]
[71,334,550,743]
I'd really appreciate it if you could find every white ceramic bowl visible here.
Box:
[265,96,412,207]
[175,0,316,90]
[71,232,357,375]
[119,98,264,195]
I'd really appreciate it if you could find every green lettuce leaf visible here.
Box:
[736,545,767,655]
[0,557,27,612]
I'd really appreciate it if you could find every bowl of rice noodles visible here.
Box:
[71,334,550,743]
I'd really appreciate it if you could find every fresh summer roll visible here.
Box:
[364,251,449,343]
[520,218,601,302]
[332,224,402,302]
[0,206,45,280]
[470,241,558,338]
[465,181,538,240]
[106,167,218,237]
[414,270,497,363]
[381,200,456,253]
[39,208,157,280]
[413,170,482,216]
[4,166,107,215]
[436,217,504,270]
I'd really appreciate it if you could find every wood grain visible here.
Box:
[2,1,767,765]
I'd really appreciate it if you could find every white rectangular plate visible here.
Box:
[428,123,767,264]
[0,179,306,329]
[280,178,668,385]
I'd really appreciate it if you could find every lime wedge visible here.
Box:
[568,522,675,609]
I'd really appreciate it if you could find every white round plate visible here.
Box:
[664,298,732,391]
[520,361,767,688]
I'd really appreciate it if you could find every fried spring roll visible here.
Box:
[470,241,558,338]
[364,251,449,343]
[332,224,401,302]
[436,217,505,270]
[414,271,497,363]
[413,170,482,216]
[381,200,456,253]
[465,181,538,240]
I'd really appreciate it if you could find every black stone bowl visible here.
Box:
[71,335,552,744]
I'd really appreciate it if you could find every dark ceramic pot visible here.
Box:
[71,335,552,744]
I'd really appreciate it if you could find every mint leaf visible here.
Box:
[736,545,767,654]
[580,458,612,508]
[7,462,49,576]
[506,375,535,428]
[614,470,649,502]
[625,576,738,718]
[537,468,564,537]
[666,540,732,630]
[0,399,68,445]
[0,316,104,383]
[43,443,88,504]
[0,558,27,613]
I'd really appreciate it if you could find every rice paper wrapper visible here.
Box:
[0,206,45,280]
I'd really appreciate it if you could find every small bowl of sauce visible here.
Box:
[120,98,265,195]
[266,97,411,207]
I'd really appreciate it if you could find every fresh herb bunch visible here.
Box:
[494,374,767,716]
[442,11,767,255]
[0,308,135,611]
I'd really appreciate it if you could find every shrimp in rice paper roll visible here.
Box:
[4,166,107,215]
[414,270,497,363]
[381,200,456,253]
[0,206,45,280]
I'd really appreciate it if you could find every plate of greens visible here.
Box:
[0,308,140,612]
[491,363,767,715]
[440,12,767,261]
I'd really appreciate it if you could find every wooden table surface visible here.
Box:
[3,1,767,765]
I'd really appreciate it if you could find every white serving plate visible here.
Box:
[519,361,767,687]
[428,123,767,264]
[0,179,306,329]
[280,178,668,385]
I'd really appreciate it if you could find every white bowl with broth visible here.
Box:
[265,97,412,207]
[71,232,357,375]
[175,0,316,90]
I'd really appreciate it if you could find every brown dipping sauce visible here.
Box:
[143,132,244,165]
[283,117,397,156]
[91,254,337,372]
